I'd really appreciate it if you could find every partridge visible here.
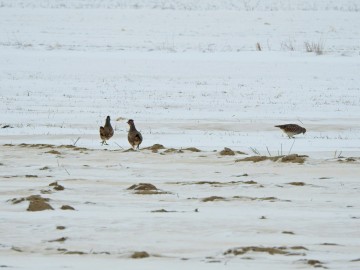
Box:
[275,124,306,138]
[127,119,143,149]
[99,116,114,145]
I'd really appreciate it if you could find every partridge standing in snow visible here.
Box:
[127,119,143,149]
[99,116,114,145]
[275,124,306,138]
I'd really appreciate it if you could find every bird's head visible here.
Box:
[302,127,306,134]
[127,119,134,125]
[106,116,110,121]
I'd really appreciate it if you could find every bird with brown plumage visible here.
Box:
[127,119,143,150]
[275,124,306,138]
[99,116,114,145]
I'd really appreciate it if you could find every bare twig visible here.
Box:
[266,146,271,156]
[288,139,295,155]
[72,137,81,146]
[114,142,124,150]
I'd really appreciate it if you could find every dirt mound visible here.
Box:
[288,182,306,186]
[127,183,170,195]
[220,147,235,156]
[61,205,75,210]
[143,144,166,152]
[202,196,226,202]
[236,154,307,163]
[131,251,150,259]
[49,181,65,191]
[183,147,201,152]
[26,195,53,211]
[225,246,307,256]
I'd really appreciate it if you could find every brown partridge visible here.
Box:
[99,116,114,145]
[127,119,143,150]
[275,124,306,138]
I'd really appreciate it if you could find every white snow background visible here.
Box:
[0,0,359,269]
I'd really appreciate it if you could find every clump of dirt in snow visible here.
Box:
[299,259,325,268]
[151,209,177,213]
[48,237,68,243]
[127,183,170,195]
[143,144,166,152]
[61,205,75,210]
[131,251,150,259]
[46,150,61,155]
[49,181,65,191]
[224,246,307,256]
[220,147,235,156]
[183,147,201,152]
[288,182,306,186]
[202,196,227,202]
[169,180,257,187]
[26,195,54,211]
[163,148,183,154]
[236,154,307,163]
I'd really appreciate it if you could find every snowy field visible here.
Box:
[0,0,360,269]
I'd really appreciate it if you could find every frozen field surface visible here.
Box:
[0,0,360,269]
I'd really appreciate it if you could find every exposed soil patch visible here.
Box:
[184,147,201,152]
[199,195,287,203]
[56,226,66,230]
[131,251,150,259]
[151,209,177,213]
[143,144,166,152]
[236,154,307,164]
[202,196,227,202]
[301,259,326,268]
[123,148,136,152]
[282,231,295,235]
[288,182,306,186]
[225,246,306,256]
[48,237,68,243]
[27,200,54,211]
[127,183,170,195]
[168,180,257,187]
[61,205,75,210]
[46,150,61,155]
[49,181,65,191]
[220,147,235,156]
[163,148,183,154]
[25,175,38,178]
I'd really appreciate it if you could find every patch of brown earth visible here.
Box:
[49,181,65,191]
[48,237,68,243]
[225,246,306,256]
[288,182,306,186]
[236,154,307,163]
[169,180,255,186]
[143,144,166,152]
[56,226,66,230]
[282,231,295,235]
[183,147,201,152]
[202,196,227,202]
[26,195,53,211]
[61,205,75,210]
[46,150,61,155]
[25,175,38,178]
[220,147,235,156]
[302,259,326,268]
[131,251,150,259]
[163,148,183,153]
[27,200,53,211]
[127,183,170,195]
[151,209,177,213]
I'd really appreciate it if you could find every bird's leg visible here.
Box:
[101,141,105,145]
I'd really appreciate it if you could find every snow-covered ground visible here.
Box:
[0,0,359,269]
